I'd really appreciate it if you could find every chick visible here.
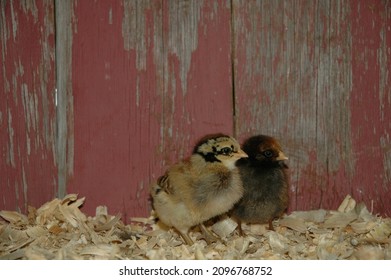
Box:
[150,133,248,245]
[231,135,289,234]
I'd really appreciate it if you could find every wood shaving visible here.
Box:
[0,194,390,259]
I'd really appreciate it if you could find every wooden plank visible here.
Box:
[349,0,391,216]
[159,0,233,163]
[233,0,391,216]
[55,0,74,199]
[68,0,232,219]
[0,1,57,213]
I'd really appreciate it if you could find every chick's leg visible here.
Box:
[237,220,245,236]
[199,223,220,244]
[178,231,194,246]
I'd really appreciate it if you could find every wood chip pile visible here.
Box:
[1,194,390,260]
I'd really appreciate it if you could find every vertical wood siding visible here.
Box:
[1,0,390,219]
[55,0,74,200]
[349,0,391,214]
[0,1,57,212]
[67,0,233,218]
[234,0,391,215]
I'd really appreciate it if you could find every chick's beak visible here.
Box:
[236,149,248,158]
[277,151,288,161]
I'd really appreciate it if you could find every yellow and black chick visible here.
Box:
[150,133,248,245]
[231,135,289,235]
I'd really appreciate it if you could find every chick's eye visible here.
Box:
[263,150,273,158]
[220,147,232,155]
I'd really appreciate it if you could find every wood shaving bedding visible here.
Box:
[0,194,390,260]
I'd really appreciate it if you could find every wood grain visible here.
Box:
[0,0,57,212]
[349,0,391,215]
[55,0,74,199]
[233,0,391,215]
[68,0,232,218]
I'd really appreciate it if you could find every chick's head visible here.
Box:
[242,135,288,166]
[193,133,248,170]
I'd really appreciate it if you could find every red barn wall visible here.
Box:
[233,0,391,216]
[64,0,233,219]
[1,0,390,219]
[0,1,57,213]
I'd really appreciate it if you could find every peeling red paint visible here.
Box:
[350,0,391,216]
[234,0,390,216]
[0,1,57,213]
[68,0,232,218]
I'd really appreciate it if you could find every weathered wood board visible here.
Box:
[233,0,391,216]
[0,1,57,213]
[66,0,233,218]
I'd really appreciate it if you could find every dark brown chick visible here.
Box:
[150,133,248,245]
[231,135,289,234]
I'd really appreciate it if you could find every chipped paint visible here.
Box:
[66,0,232,218]
[348,0,391,215]
[234,0,390,215]
[0,4,10,93]
[381,133,391,183]
[21,165,28,207]
[10,0,17,41]
[7,108,15,167]
[1,0,57,213]
[235,0,354,176]
[109,7,113,25]
[167,0,202,94]
[20,0,38,22]
[122,0,203,95]
[377,2,391,114]
[122,0,149,71]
